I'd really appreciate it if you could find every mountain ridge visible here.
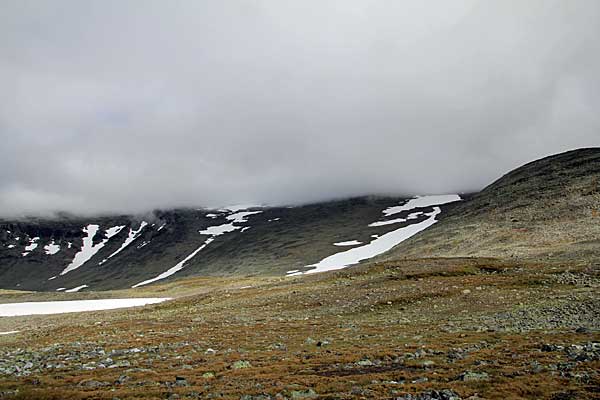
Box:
[382,147,600,262]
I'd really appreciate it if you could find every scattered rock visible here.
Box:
[77,379,109,388]
[356,359,374,367]
[232,360,252,369]
[290,388,317,399]
[458,371,490,382]
[395,389,461,400]
[175,376,189,387]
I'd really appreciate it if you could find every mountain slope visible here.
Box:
[383,147,600,263]
[0,196,460,291]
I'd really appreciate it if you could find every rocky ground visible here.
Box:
[0,257,598,399]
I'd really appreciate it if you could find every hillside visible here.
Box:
[383,148,600,263]
[0,196,461,291]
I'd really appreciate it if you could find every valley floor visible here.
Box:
[0,258,599,399]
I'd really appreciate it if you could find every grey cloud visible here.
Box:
[1,0,599,217]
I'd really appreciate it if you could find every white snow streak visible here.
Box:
[289,194,461,276]
[199,211,262,236]
[382,195,461,216]
[65,284,89,293]
[227,211,263,223]
[199,223,238,236]
[132,238,215,288]
[222,204,262,212]
[0,331,20,335]
[368,211,423,227]
[99,222,147,265]
[333,240,363,246]
[61,225,125,275]
[133,211,262,288]
[0,298,170,317]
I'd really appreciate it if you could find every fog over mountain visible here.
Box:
[1,0,599,218]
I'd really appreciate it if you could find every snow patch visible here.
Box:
[0,331,20,335]
[65,285,89,293]
[133,212,262,288]
[289,194,461,276]
[222,204,262,212]
[199,223,238,236]
[22,237,40,256]
[383,195,461,216]
[132,238,215,288]
[99,222,147,265]
[199,211,262,236]
[44,240,61,255]
[227,211,262,223]
[61,225,125,275]
[368,211,423,227]
[0,298,171,317]
[333,240,363,246]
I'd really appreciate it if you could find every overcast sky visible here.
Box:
[1,0,599,218]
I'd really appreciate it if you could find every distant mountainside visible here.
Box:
[2,148,597,292]
[383,148,600,263]
[0,195,461,291]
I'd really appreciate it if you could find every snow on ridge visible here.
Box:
[105,225,125,238]
[199,211,263,236]
[61,225,126,275]
[0,298,171,317]
[289,194,462,276]
[334,240,363,246]
[368,211,423,227]
[221,204,263,212]
[289,207,443,276]
[22,237,40,256]
[227,211,262,223]
[44,240,61,255]
[383,194,461,217]
[99,222,147,265]
[64,285,89,293]
[133,212,262,288]
[0,331,20,335]
[199,223,238,236]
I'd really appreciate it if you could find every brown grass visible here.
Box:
[1,258,598,399]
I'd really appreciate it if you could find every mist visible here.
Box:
[1,0,599,218]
